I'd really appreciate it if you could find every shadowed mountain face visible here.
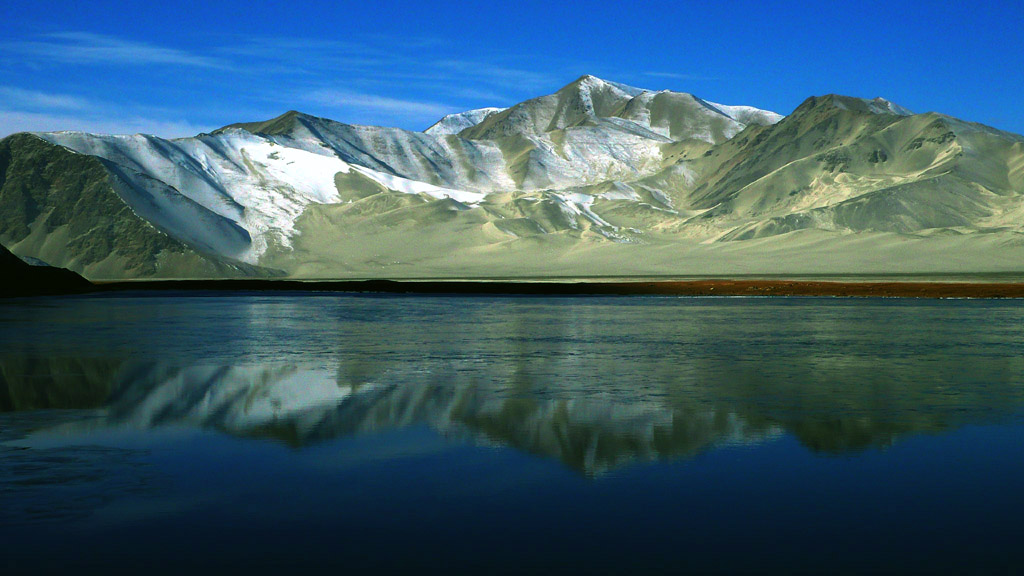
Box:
[1,77,1023,279]
[0,243,92,297]
[6,296,1024,475]
[0,134,276,279]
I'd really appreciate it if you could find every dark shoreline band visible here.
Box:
[81,279,1024,298]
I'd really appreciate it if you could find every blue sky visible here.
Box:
[1,0,1022,137]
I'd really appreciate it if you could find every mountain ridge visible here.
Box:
[2,75,1022,280]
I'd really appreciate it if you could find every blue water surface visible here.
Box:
[2,293,1023,574]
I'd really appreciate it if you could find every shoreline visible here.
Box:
[79,278,1024,298]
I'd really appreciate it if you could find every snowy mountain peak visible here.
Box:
[452,75,784,148]
[570,75,647,97]
[424,107,506,136]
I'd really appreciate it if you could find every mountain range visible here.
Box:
[1,75,1022,279]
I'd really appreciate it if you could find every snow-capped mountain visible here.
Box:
[1,76,1023,279]
[460,75,780,143]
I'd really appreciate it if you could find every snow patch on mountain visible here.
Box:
[867,97,914,116]
[37,128,489,262]
[348,165,486,204]
[705,102,785,126]
[603,79,647,97]
[424,107,506,136]
[826,95,914,116]
[549,190,614,229]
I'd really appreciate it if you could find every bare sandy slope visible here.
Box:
[263,195,1024,279]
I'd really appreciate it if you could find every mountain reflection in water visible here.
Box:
[3,295,1023,475]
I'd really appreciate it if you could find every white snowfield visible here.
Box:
[35,76,784,263]
[704,101,786,127]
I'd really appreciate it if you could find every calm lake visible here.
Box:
[2,293,1024,574]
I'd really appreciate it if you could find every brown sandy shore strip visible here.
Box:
[84,279,1024,298]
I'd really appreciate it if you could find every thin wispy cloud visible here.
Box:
[216,37,391,74]
[216,36,560,120]
[0,109,210,138]
[447,87,510,102]
[304,90,454,118]
[1,30,580,135]
[4,32,225,68]
[215,36,555,98]
[643,71,717,81]
[0,87,92,110]
[432,60,555,92]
